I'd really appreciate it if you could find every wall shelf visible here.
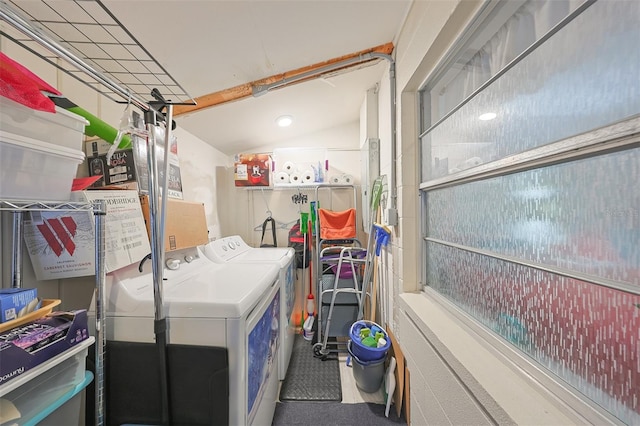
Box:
[0,199,96,212]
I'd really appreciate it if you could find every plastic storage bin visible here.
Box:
[0,131,85,201]
[0,338,93,426]
[272,147,328,186]
[30,372,93,426]
[0,96,87,151]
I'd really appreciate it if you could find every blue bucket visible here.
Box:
[349,320,390,362]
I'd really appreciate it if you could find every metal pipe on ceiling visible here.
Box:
[252,52,383,96]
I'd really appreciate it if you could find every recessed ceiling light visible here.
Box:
[479,112,497,121]
[276,115,293,127]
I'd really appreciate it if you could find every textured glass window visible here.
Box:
[425,147,640,420]
[426,243,640,424]
[422,0,640,181]
[420,1,587,127]
[418,0,640,420]
[427,148,640,288]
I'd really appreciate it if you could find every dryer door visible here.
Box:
[245,279,280,425]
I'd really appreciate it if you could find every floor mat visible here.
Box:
[279,335,342,402]
[272,401,405,425]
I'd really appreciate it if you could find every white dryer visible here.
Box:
[201,236,296,381]
[90,249,281,426]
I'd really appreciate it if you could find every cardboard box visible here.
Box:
[86,126,184,199]
[102,181,140,192]
[87,148,137,187]
[139,196,209,251]
[85,139,122,157]
[86,139,135,188]
[0,289,38,323]
[0,310,90,385]
[23,190,151,280]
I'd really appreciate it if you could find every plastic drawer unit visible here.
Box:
[0,337,94,426]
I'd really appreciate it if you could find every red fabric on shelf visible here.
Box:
[0,52,60,112]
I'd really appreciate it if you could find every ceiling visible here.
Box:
[95,1,413,155]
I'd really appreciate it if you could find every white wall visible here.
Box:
[172,126,232,240]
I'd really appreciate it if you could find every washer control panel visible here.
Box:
[205,235,251,262]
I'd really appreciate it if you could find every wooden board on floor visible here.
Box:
[386,327,404,418]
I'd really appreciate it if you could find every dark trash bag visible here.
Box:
[260,217,277,247]
[288,220,310,269]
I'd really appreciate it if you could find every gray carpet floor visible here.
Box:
[272,401,405,425]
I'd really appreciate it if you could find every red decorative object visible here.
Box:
[234,153,271,187]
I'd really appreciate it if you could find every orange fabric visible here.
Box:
[318,208,356,240]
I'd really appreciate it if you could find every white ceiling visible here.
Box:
[101,0,412,155]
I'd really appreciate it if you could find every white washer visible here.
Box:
[202,236,296,381]
[91,249,281,426]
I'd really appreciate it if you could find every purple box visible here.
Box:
[0,310,90,385]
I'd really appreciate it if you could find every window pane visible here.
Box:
[427,147,640,288]
[422,0,640,181]
[422,0,586,127]
[427,242,640,424]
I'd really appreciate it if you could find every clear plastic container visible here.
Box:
[0,131,85,201]
[0,338,93,425]
[0,96,87,151]
[272,147,329,187]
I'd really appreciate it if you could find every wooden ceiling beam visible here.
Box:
[172,41,394,116]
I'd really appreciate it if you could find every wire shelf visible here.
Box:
[0,199,102,213]
[0,0,195,107]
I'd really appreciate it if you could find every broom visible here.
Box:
[300,213,315,339]
[307,218,314,316]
